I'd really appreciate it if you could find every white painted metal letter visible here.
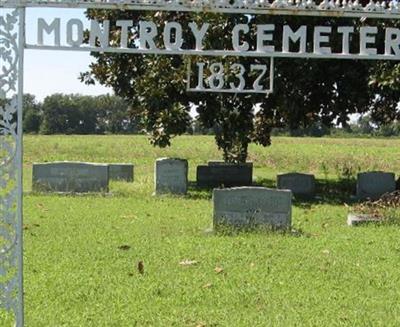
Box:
[37,18,60,46]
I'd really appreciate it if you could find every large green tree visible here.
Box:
[81,11,398,162]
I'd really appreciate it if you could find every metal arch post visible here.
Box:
[16,6,25,327]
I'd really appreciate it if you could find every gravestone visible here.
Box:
[32,161,109,193]
[154,158,188,195]
[356,171,396,200]
[197,164,253,188]
[109,163,134,182]
[213,187,292,229]
[208,160,253,168]
[277,173,315,197]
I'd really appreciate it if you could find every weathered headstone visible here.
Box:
[197,164,253,188]
[32,162,109,193]
[277,173,315,197]
[109,163,134,182]
[356,171,396,200]
[213,187,292,229]
[154,158,188,195]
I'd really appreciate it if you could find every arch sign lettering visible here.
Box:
[1,0,400,325]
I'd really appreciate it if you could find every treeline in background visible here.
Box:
[24,93,400,137]
[23,94,141,134]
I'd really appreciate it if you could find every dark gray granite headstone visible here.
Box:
[197,164,252,188]
[277,173,315,197]
[32,162,109,193]
[155,158,188,195]
[109,163,134,182]
[356,171,396,200]
[213,187,292,229]
[208,160,253,168]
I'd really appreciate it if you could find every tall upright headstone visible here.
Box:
[109,163,134,182]
[277,173,315,197]
[154,158,188,195]
[32,162,109,193]
[356,171,396,200]
[213,187,292,229]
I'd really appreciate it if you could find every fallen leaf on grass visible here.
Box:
[137,261,144,275]
[121,214,137,220]
[214,267,224,274]
[202,283,212,289]
[179,259,198,266]
[118,245,131,251]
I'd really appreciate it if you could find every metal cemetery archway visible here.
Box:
[2,0,400,325]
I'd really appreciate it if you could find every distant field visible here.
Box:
[4,135,400,326]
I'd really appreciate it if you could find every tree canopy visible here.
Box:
[81,10,400,162]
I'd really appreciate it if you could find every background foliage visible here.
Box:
[80,11,400,162]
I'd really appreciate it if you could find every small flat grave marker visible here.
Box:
[213,187,292,229]
[32,161,109,193]
[154,158,188,195]
[347,213,381,226]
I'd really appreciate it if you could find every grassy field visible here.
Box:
[3,135,400,326]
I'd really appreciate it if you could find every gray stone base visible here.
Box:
[109,163,134,182]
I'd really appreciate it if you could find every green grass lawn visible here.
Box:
[4,135,400,326]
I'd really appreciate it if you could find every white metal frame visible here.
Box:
[3,0,400,20]
[1,1,400,326]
